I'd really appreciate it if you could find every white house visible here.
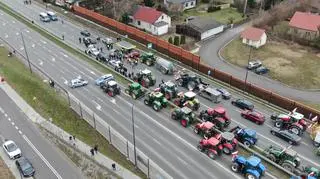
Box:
[164,0,196,11]
[240,27,267,48]
[130,6,171,36]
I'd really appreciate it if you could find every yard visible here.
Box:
[221,38,320,89]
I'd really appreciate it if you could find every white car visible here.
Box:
[3,140,21,159]
[85,45,100,56]
[247,60,262,70]
[102,37,113,45]
[109,60,122,68]
[70,77,88,88]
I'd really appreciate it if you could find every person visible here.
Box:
[61,20,64,24]
[111,163,116,171]
[207,70,211,76]
[49,79,55,88]
[79,37,81,44]
[90,148,95,156]
[45,4,47,9]
[94,145,98,154]
[7,51,12,57]
[62,35,64,40]
[29,0,31,4]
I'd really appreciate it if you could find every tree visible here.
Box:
[168,37,173,44]
[228,17,235,24]
[121,13,130,24]
[180,35,186,44]
[144,0,155,7]
[173,36,180,46]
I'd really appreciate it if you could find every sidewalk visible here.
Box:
[0,81,141,179]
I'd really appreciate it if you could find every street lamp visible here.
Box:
[244,46,252,92]
[20,32,32,74]
[131,103,137,168]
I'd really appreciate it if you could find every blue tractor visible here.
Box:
[290,176,317,179]
[230,126,258,148]
[231,155,266,179]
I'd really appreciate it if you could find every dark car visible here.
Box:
[270,127,301,145]
[96,52,109,62]
[231,99,254,110]
[83,37,97,46]
[216,88,231,100]
[254,66,269,75]
[80,30,90,37]
[241,110,265,125]
[16,157,35,177]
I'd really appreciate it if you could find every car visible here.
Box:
[96,52,109,62]
[216,88,231,100]
[83,37,97,46]
[254,66,269,75]
[109,59,122,68]
[80,30,90,37]
[247,60,262,70]
[70,77,88,88]
[16,157,35,177]
[270,127,301,145]
[85,45,100,56]
[102,37,113,45]
[2,140,21,159]
[95,74,114,86]
[241,110,265,125]
[231,99,254,110]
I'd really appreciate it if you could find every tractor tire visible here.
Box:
[132,93,137,100]
[275,121,283,128]
[187,81,196,91]
[245,173,258,179]
[243,141,252,148]
[267,154,276,162]
[282,162,294,172]
[144,100,149,105]
[207,151,217,160]
[197,145,203,152]
[231,163,240,173]
[271,131,276,135]
[294,159,300,168]
[171,114,176,120]
[241,114,246,118]
[290,126,301,136]
[177,79,183,86]
[289,140,294,145]
[201,113,209,121]
[125,89,129,94]
[314,141,320,147]
[203,133,211,139]
[194,128,199,134]
[181,119,188,127]
[146,60,152,66]
[223,147,231,155]
[153,104,160,111]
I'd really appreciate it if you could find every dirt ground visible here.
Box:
[0,157,15,179]
[221,39,320,89]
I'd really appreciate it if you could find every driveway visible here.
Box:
[199,24,320,104]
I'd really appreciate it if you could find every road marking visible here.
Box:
[11,122,14,126]
[152,138,161,145]
[15,32,19,36]
[0,107,4,113]
[23,135,63,179]
[51,57,55,62]
[15,126,18,130]
[12,20,15,24]
[25,30,29,33]
[38,59,43,66]
[110,98,116,104]
[90,71,96,75]
[4,34,8,38]
[4,113,7,117]
[18,131,22,135]
[31,44,35,48]
[40,40,47,44]
[91,100,101,111]
[177,156,188,165]
[2,23,6,26]
[20,47,24,51]
[8,118,11,121]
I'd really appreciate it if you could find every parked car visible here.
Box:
[70,77,88,88]
[85,45,100,57]
[102,37,113,45]
[241,110,265,125]
[96,52,109,62]
[216,88,231,100]
[83,37,97,46]
[2,140,21,159]
[231,99,254,110]
[80,30,90,37]
[270,127,301,145]
[95,74,114,86]
[16,157,35,177]
[198,87,221,103]
[247,60,262,70]
[254,66,269,75]
[109,60,122,69]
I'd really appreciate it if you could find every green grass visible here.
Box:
[0,48,146,178]
[221,38,320,89]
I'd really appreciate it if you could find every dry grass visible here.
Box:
[0,156,15,179]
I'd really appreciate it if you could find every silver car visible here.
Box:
[70,77,88,88]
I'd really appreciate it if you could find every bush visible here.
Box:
[180,35,186,45]
[168,37,173,44]
[173,36,180,46]
[201,0,210,3]
[207,6,220,12]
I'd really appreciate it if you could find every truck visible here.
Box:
[155,57,175,75]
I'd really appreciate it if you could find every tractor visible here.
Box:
[229,126,258,148]
[297,166,320,179]
[173,91,200,111]
[214,132,238,155]
[100,80,121,97]
[199,107,231,130]
[197,137,223,160]
[175,72,209,91]
[144,92,168,111]
[133,69,156,88]
[231,155,266,179]
[140,52,156,66]
[316,147,320,156]
[154,80,178,100]
[124,82,145,100]
[263,145,301,172]
[270,108,308,136]
[194,121,218,138]
[171,107,196,127]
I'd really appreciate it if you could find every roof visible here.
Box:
[201,121,214,129]
[184,91,196,98]
[133,6,163,24]
[244,129,257,138]
[116,41,136,50]
[166,0,195,3]
[187,17,223,33]
[247,156,261,167]
[240,27,266,41]
[289,11,320,32]
[154,21,168,27]
[207,137,220,146]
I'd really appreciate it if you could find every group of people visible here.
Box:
[24,0,32,4]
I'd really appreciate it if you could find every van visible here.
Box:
[47,11,58,21]
[155,58,175,75]
[39,12,50,22]
[199,87,221,103]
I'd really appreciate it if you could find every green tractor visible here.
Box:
[155,80,178,100]
[140,52,156,66]
[316,147,320,156]
[295,166,320,178]
[124,82,145,100]
[263,145,301,172]
[144,91,168,111]
[133,69,156,88]
[171,107,196,127]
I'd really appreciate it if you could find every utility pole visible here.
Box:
[131,104,137,168]
[243,0,248,17]
[244,46,252,92]
[20,32,32,74]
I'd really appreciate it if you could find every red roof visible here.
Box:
[241,27,265,41]
[289,11,320,32]
[133,6,163,24]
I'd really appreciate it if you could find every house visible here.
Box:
[289,11,320,40]
[164,0,196,11]
[240,27,267,48]
[176,17,224,40]
[129,6,171,36]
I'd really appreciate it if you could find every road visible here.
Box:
[0,87,84,179]
[199,23,320,103]
[0,0,319,177]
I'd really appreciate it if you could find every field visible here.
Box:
[0,156,14,179]
[221,38,320,89]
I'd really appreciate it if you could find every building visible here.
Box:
[240,27,267,48]
[289,11,320,40]
[129,6,171,36]
[176,17,224,40]
[164,0,196,11]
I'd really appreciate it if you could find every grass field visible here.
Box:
[0,156,14,179]
[0,47,146,178]
[221,38,320,89]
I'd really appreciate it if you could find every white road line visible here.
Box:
[91,100,101,111]
[177,156,188,165]
[31,44,35,48]
[15,126,18,130]
[11,122,14,126]
[0,107,4,113]
[4,34,8,38]
[22,135,63,179]
[4,113,7,117]
[18,131,22,135]
[152,138,161,145]
[8,118,11,121]
[266,172,278,179]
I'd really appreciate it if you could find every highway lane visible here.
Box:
[2,0,319,171]
[0,87,84,179]
[0,9,248,179]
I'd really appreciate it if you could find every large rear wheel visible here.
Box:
[231,163,240,173]
[153,104,160,111]
[207,151,217,160]
[245,173,257,179]
[290,126,301,136]
[181,119,188,127]
[223,147,231,155]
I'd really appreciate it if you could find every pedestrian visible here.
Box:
[90,148,95,156]
[100,47,103,52]
[73,135,76,140]
[207,70,211,76]
[112,163,116,171]
[45,4,47,9]
[309,113,313,120]
[31,20,34,24]
[62,35,64,40]
[61,20,64,24]
[79,37,81,44]
[69,136,73,141]
[29,0,31,4]
[94,145,98,154]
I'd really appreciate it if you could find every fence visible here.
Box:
[71,5,320,118]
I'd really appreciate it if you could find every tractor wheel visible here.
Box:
[108,91,114,97]
[275,121,283,128]
[165,93,171,100]
[125,89,129,94]
[231,163,240,173]
[243,141,251,148]
[144,100,149,105]
[181,119,188,127]
[241,114,246,118]
[203,133,210,139]
[267,154,276,162]
[271,131,276,135]
[294,159,300,168]
[245,173,257,179]
[171,114,176,120]
[194,128,199,134]
[289,140,294,145]
[290,126,301,136]
[146,60,152,66]
[153,104,160,111]
[314,141,320,147]
[132,93,137,100]
[223,147,231,155]
[177,79,183,86]
[207,151,217,160]
[282,162,294,172]
[201,113,209,121]
[197,145,203,152]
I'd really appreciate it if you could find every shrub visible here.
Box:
[180,35,186,44]
[207,6,220,12]
[168,37,173,44]
[173,36,180,46]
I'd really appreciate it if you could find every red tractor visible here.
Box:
[199,107,231,131]
[197,137,223,160]
[270,108,308,136]
[214,132,238,155]
[194,121,218,138]
[125,50,140,59]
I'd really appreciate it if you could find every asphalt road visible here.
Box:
[0,87,84,179]
[0,0,319,177]
[199,23,320,103]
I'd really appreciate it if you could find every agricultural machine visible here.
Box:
[194,121,218,138]
[295,166,320,179]
[231,155,266,179]
[171,107,196,127]
[124,82,145,100]
[199,106,231,130]
[175,72,209,91]
[215,132,238,155]
[144,92,168,111]
[197,137,223,160]
[100,80,121,97]
[173,91,200,111]
[133,69,156,88]
[154,80,178,100]
[229,126,258,148]
[140,52,156,66]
